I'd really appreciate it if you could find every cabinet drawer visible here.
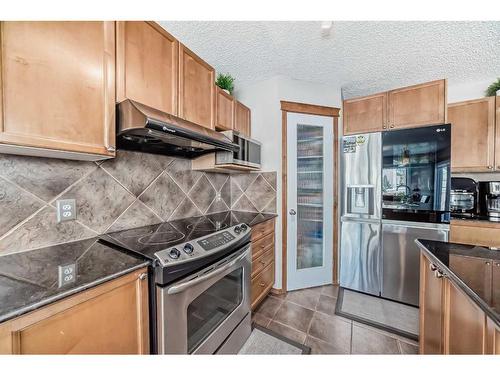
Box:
[251,219,275,241]
[251,261,274,310]
[252,232,274,260]
[450,221,500,248]
[252,246,274,279]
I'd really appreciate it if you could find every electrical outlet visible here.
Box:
[58,263,76,287]
[56,199,76,222]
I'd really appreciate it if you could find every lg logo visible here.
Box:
[436,128,447,133]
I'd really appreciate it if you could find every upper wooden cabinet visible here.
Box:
[0,21,116,160]
[343,79,447,135]
[449,97,496,172]
[234,100,251,137]
[215,87,234,131]
[388,79,447,129]
[116,21,178,115]
[496,97,500,170]
[178,43,215,129]
[0,268,149,354]
[343,92,387,135]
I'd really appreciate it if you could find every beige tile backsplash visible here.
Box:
[0,151,276,255]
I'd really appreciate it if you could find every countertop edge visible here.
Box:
[415,240,500,328]
[0,261,150,325]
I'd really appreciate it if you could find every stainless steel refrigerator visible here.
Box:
[339,132,382,296]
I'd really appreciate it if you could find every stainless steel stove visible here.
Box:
[100,214,252,354]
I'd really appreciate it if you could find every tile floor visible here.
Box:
[252,285,419,354]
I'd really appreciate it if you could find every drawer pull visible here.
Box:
[430,263,437,272]
[261,245,266,249]
[434,270,445,279]
[259,281,266,287]
[259,260,266,265]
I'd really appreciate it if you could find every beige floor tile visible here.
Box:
[286,288,321,310]
[307,311,352,354]
[316,294,337,316]
[252,312,271,328]
[321,284,339,298]
[273,300,315,332]
[255,295,283,319]
[305,335,349,355]
[267,321,307,345]
[351,324,400,354]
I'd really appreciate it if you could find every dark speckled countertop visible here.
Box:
[0,238,149,324]
[416,239,500,327]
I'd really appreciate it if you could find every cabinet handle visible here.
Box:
[495,263,500,267]
[430,263,437,272]
[107,146,116,152]
[435,270,445,279]
[259,260,266,265]
[259,281,266,287]
[390,125,395,128]
[485,261,491,266]
[139,273,147,281]
[383,125,387,129]
[488,165,493,169]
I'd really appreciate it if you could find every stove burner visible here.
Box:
[187,220,229,232]
[138,230,185,246]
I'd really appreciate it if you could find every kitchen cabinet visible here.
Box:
[178,43,215,129]
[251,219,275,310]
[450,219,500,248]
[492,260,500,312]
[448,97,496,172]
[116,21,178,115]
[234,100,251,137]
[449,254,492,304]
[444,278,485,354]
[0,268,149,354]
[485,317,500,354]
[342,79,446,135]
[0,21,116,161]
[388,79,447,130]
[419,253,445,354]
[215,87,234,131]
[343,92,387,135]
[496,97,500,171]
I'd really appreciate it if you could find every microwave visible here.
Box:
[216,131,261,169]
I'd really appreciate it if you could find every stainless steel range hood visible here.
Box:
[116,99,239,158]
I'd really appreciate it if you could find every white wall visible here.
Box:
[234,75,341,289]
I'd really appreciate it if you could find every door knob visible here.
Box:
[289,209,296,215]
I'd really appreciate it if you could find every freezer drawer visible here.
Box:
[381,221,449,306]
[340,219,381,296]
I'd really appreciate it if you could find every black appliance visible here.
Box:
[479,182,500,222]
[450,177,478,218]
[99,212,260,354]
[381,124,451,223]
[116,99,240,158]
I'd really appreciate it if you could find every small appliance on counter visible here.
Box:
[450,177,479,218]
[479,182,500,222]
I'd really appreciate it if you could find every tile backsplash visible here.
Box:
[0,151,276,255]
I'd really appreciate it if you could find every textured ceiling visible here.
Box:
[159,21,500,98]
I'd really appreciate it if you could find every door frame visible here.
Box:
[279,101,340,294]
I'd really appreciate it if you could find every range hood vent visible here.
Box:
[116,100,239,158]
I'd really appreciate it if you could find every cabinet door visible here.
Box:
[449,254,492,305]
[0,22,115,159]
[496,97,500,170]
[448,97,495,172]
[450,220,500,248]
[234,100,251,137]
[215,86,234,131]
[485,318,500,354]
[343,92,387,135]
[419,254,445,354]
[178,44,215,129]
[492,261,500,313]
[116,21,178,115]
[388,79,446,129]
[445,279,485,354]
[0,268,149,354]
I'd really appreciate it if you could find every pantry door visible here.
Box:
[286,112,334,291]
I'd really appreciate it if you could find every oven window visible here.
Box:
[187,268,243,353]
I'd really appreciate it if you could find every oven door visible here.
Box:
[156,246,251,354]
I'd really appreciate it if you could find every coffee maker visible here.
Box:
[479,182,500,221]
[450,177,478,218]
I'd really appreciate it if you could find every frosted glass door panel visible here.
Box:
[287,113,333,291]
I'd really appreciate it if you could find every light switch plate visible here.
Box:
[56,199,76,222]
[58,263,76,288]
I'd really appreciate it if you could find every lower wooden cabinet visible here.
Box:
[0,268,149,354]
[420,253,500,354]
[450,219,500,248]
[250,219,275,310]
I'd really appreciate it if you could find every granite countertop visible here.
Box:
[416,239,500,326]
[0,238,150,324]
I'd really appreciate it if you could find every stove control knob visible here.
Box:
[240,224,248,232]
[234,226,241,234]
[168,248,181,259]
[183,243,194,254]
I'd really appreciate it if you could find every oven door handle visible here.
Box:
[166,248,250,295]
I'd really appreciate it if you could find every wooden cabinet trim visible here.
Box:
[343,92,387,134]
[280,100,340,117]
[496,97,500,170]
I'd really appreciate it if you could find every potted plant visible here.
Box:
[215,73,235,95]
[485,78,500,96]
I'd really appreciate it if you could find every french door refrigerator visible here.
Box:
[339,132,382,296]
